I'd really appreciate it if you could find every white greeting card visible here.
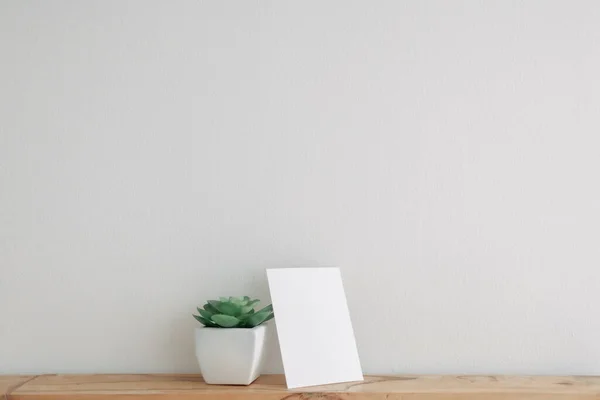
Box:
[266,267,363,389]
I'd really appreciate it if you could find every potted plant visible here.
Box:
[193,296,274,385]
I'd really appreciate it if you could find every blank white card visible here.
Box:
[266,268,363,388]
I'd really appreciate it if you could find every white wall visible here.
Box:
[2,0,600,375]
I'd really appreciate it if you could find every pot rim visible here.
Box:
[195,323,269,331]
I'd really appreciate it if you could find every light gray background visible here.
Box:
[1,1,599,374]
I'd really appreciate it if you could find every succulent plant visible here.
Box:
[193,296,274,328]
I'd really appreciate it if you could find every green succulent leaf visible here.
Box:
[256,304,273,314]
[203,303,219,314]
[197,309,213,320]
[244,310,273,327]
[208,300,241,316]
[211,314,241,328]
[240,305,254,314]
[246,299,260,307]
[196,297,269,328]
[222,301,242,316]
[193,314,218,327]
[238,311,254,320]
[208,300,221,309]
[230,296,247,305]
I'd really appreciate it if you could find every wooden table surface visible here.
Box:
[1,376,35,399]
[4,374,600,400]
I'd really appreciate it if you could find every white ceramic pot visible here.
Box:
[195,324,268,385]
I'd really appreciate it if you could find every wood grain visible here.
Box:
[1,376,35,400]
[7,374,600,400]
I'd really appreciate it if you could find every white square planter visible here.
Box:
[195,324,268,385]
